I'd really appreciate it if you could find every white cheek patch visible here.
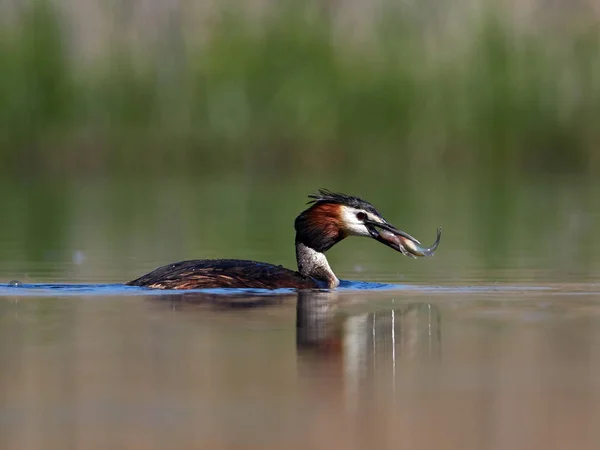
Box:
[340,206,372,237]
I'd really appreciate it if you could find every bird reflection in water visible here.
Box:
[148,289,441,421]
[154,289,442,366]
[295,291,441,397]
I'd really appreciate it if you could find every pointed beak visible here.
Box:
[366,221,442,258]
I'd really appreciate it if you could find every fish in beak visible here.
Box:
[366,221,442,258]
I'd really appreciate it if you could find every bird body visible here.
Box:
[127,190,441,290]
[127,259,318,290]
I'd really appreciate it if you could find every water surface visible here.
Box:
[2,283,600,450]
[1,176,600,449]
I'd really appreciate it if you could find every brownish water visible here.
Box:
[1,176,600,449]
[1,284,600,450]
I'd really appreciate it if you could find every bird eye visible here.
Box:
[356,212,367,221]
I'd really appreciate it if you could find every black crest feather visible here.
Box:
[307,189,381,216]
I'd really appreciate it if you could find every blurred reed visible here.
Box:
[0,0,599,176]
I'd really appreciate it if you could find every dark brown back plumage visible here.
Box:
[126,259,319,290]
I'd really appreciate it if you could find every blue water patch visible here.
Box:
[0,283,143,297]
[0,279,557,297]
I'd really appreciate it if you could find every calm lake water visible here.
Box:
[1,175,600,449]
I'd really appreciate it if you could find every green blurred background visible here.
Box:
[1,0,599,284]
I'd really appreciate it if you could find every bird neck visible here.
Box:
[295,241,340,288]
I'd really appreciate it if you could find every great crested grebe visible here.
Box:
[127,190,441,290]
